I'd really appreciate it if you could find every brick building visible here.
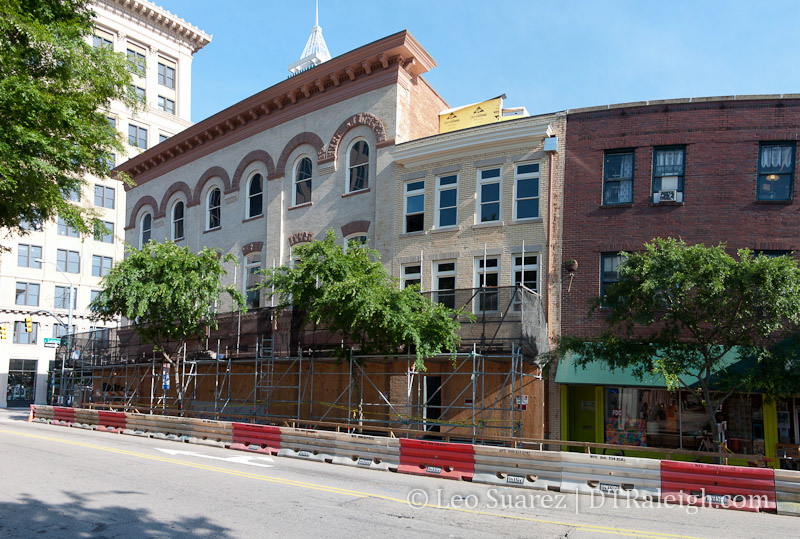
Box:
[556,95,800,459]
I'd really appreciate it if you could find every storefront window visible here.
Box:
[603,386,763,452]
[7,359,37,406]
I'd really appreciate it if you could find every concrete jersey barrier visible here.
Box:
[560,452,662,501]
[331,432,400,472]
[773,469,800,516]
[472,445,561,491]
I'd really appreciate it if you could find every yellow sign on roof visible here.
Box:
[439,96,504,134]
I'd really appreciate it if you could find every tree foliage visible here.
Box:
[0,0,134,236]
[261,230,463,370]
[91,242,246,407]
[559,238,800,440]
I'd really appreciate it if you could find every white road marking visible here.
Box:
[156,448,274,468]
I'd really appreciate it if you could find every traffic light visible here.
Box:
[0,324,6,340]
[24,316,32,333]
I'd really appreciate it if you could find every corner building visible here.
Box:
[0,0,209,408]
[557,95,800,463]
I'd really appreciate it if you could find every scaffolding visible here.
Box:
[52,286,547,440]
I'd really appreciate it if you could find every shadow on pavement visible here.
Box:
[0,490,232,538]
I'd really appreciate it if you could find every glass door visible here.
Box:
[6,359,37,407]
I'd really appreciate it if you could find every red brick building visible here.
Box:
[555,96,800,460]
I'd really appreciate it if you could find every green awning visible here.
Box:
[555,349,746,388]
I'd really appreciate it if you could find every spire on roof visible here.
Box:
[288,1,331,76]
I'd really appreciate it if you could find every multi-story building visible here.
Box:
[556,95,800,459]
[0,0,209,408]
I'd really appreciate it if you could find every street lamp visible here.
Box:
[35,258,74,405]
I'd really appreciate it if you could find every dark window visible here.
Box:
[159,134,169,143]
[512,254,539,311]
[348,141,369,192]
[476,257,499,312]
[601,253,624,299]
[207,188,221,230]
[478,168,501,222]
[604,151,634,205]
[405,180,425,233]
[403,265,421,290]
[652,147,685,203]
[758,143,795,201]
[294,158,312,205]
[436,174,458,228]
[140,213,152,246]
[434,261,456,309]
[172,201,184,240]
[515,163,540,219]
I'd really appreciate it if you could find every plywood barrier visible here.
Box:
[331,432,400,472]
[772,469,800,516]
[660,460,776,513]
[398,439,474,481]
[561,453,661,501]
[277,428,337,463]
[472,446,561,490]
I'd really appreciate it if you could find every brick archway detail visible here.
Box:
[323,113,388,164]
[191,166,231,207]
[341,220,371,237]
[158,182,193,218]
[271,132,326,180]
[231,150,276,193]
[126,196,158,230]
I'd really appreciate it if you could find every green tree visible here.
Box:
[261,230,463,371]
[91,242,246,409]
[559,238,800,447]
[0,0,134,236]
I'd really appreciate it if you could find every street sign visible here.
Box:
[43,337,62,348]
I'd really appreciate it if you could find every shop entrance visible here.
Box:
[568,386,596,443]
[6,359,37,407]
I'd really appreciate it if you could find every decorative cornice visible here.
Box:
[393,117,554,168]
[97,0,212,53]
[119,31,436,187]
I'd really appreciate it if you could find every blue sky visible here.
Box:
[157,0,800,124]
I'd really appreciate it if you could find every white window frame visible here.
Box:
[402,264,422,290]
[206,187,221,231]
[435,174,458,228]
[171,200,185,241]
[474,256,500,313]
[346,138,370,193]
[512,253,539,311]
[247,173,264,218]
[433,261,457,309]
[476,167,502,223]
[513,162,540,221]
[140,212,152,246]
[403,180,425,233]
[293,156,313,206]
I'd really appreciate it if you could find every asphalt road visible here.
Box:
[0,408,797,538]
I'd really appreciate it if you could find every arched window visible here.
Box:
[294,157,313,205]
[247,173,263,218]
[344,234,368,253]
[347,140,369,193]
[140,212,152,246]
[207,187,221,230]
[172,201,184,240]
[244,252,262,309]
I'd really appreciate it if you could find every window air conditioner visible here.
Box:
[658,190,677,202]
